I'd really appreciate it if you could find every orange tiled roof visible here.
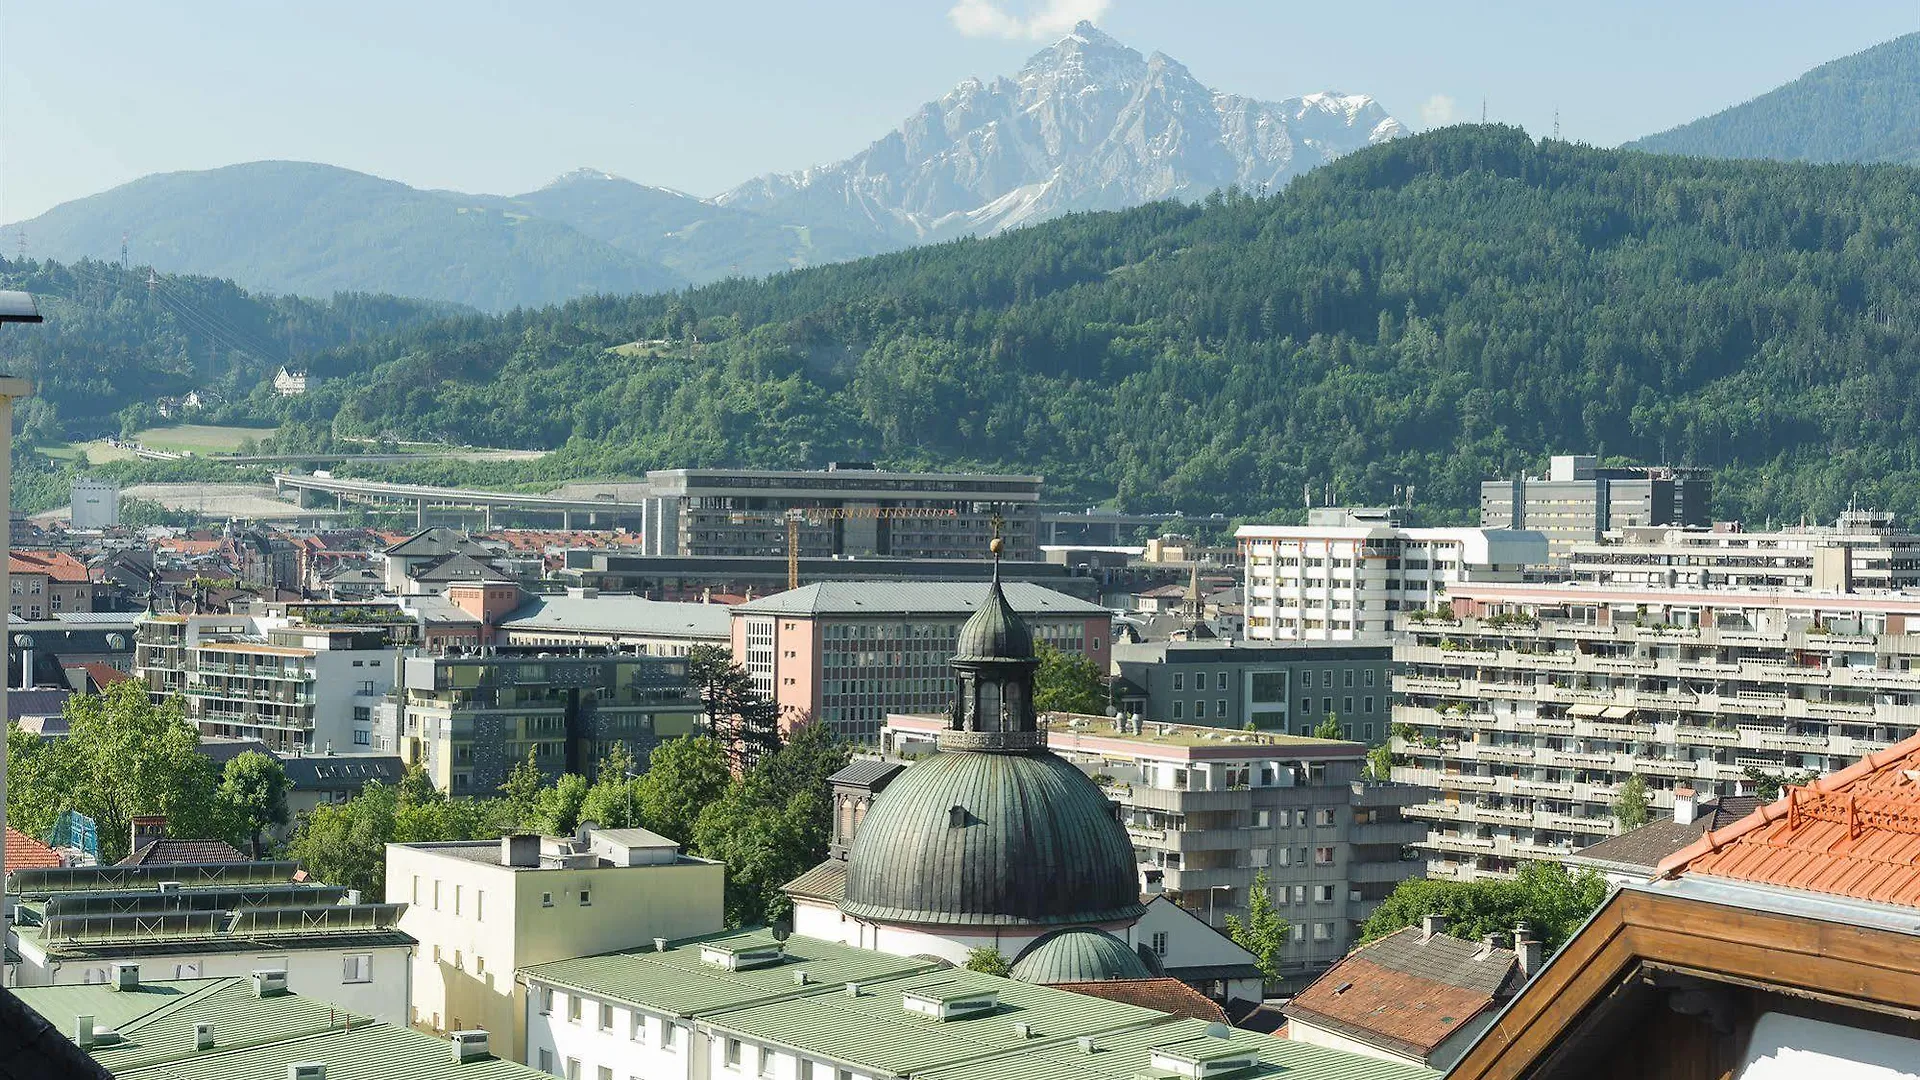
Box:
[9,550,90,582]
[7,826,61,870]
[1048,978,1228,1023]
[1657,731,1920,906]
[1285,954,1500,1057]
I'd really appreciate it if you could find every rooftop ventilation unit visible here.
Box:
[252,969,290,997]
[450,1030,491,1063]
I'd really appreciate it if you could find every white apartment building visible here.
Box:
[387,828,723,1060]
[8,861,412,1024]
[1391,580,1920,882]
[1571,511,1920,592]
[1238,508,1547,641]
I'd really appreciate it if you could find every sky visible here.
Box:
[1,0,1915,222]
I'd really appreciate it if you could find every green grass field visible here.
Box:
[131,424,280,455]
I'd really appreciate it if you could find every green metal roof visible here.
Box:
[111,1021,544,1080]
[1008,927,1157,984]
[913,1015,1441,1080]
[702,966,1169,1075]
[13,976,541,1080]
[519,928,938,1018]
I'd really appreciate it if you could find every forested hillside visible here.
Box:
[1630,33,1920,165]
[258,126,1920,523]
[0,257,456,439]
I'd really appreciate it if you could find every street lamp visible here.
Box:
[1207,883,1234,926]
[0,289,41,939]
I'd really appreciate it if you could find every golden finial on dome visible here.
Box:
[989,536,1005,557]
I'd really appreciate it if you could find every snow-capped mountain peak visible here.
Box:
[716,23,1401,241]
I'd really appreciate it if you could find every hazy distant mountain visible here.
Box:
[1628,33,1920,164]
[0,162,683,312]
[0,22,1400,307]
[509,169,878,283]
[718,21,1404,242]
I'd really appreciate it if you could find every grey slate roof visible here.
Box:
[840,749,1145,928]
[1008,926,1156,983]
[382,527,492,558]
[410,552,504,583]
[955,579,1035,661]
[733,580,1107,618]
[1569,797,1763,872]
[829,758,906,789]
[498,594,729,639]
[783,859,847,902]
[1352,926,1520,996]
[279,754,406,792]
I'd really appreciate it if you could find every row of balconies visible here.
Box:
[1399,643,1920,695]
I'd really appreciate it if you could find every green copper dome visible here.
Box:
[838,750,1146,928]
[954,579,1034,662]
[1009,927,1157,984]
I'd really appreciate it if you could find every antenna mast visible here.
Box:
[120,231,129,272]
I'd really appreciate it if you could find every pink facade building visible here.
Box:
[730,581,1111,740]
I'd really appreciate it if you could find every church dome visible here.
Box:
[839,750,1145,928]
[1009,927,1157,984]
[955,580,1034,662]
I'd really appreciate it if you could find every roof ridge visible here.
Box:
[1657,728,1920,876]
[112,977,236,1032]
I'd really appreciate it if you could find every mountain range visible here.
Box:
[0,22,1401,312]
[1628,32,1920,164]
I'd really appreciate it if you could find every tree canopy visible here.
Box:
[1359,861,1609,954]
[1033,642,1108,715]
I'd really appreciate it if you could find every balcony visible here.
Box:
[1164,828,1250,853]
[1675,726,1740,746]
[1160,866,1252,892]
[1121,786,1254,814]
[1349,860,1423,884]
[1478,746,1536,763]
[1353,821,1430,846]
[1403,803,1460,821]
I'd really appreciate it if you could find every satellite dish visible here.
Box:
[771,916,792,943]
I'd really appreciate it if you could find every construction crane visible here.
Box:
[729,505,962,589]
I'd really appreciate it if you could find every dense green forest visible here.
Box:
[0,256,455,438]
[21,126,1920,524]
[1630,32,1920,165]
[265,125,1920,522]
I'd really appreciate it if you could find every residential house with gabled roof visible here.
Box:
[1284,917,1535,1071]
[1450,730,1920,1080]
[1564,788,1762,885]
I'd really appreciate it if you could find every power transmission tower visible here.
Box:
[1553,108,1561,140]
[1481,98,1487,123]
[121,231,130,272]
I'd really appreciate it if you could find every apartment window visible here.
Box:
[759,1047,775,1077]
[1151,932,1168,956]
[1364,669,1376,687]
[1364,696,1375,714]
[1322,697,1333,715]
[1364,722,1375,740]
[433,880,441,910]
[1321,669,1333,688]
[1299,670,1313,689]
[1314,884,1336,903]
[1172,701,1184,720]
[537,987,553,1015]
[663,1023,678,1050]
[1292,885,1307,904]
[726,1038,743,1069]
[580,889,592,907]
[1217,699,1227,718]
[599,1068,614,1080]
[1173,673,1185,691]
[542,891,554,908]
[1315,809,1335,827]
[568,994,582,1024]
[1293,810,1308,827]
[566,1059,580,1080]
[1300,698,1313,715]
[1344,696,1354,716]
[1314,922,1333,941]
[1217,672,1228,691]
[1277,846,1292,866]
[1251,847,1269,868]
[1252,809,1271,828]
[598,1003,613,1031]
[411,875,420,904]
[476,890,484,922]
[1292,923,1306,942]
[800,1062,814,1080]
[1344,669,1355,688]
[454,884,462,916]
[1315,847,1335,865]
[538,1050,553,1074]
[631,1013,647,1043]
[1195,700,1207,719]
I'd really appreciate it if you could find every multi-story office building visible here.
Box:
[883,714,1426,991]
[637,464,1043,560]
[563,550,1100,602]
[384,649,701,794]
[1238,508,1546,641]
[1569,511,1920,592]
[730,581,1111,740]
[1391,579,1920,882]
[1480,454,1712,562]
[9,859,413,1024]
[133,613,400,753]
[493,589,730,656]
[388,828,723,1059]
[1113,640,1392,738]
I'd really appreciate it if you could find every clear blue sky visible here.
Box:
[1,0,1914,221]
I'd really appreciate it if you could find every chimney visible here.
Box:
[194,1022,215,1051]
[501,834,540,868]
[450,1030,491,1063]
[1421,914,1447,941]
[1515,923,1543,982]
[1672,786,1700,826]
[74,1015,95,1049]
[653,937,669,953]
[1012,1021,1034,1039]
[110,962,140,992]
[844,982,864,997]
[130,815,166,855]
[1077,1036,1099,1054]
[1475,933,1500,960]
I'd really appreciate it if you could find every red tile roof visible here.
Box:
[6,827,61,870]
[65,662,132,691]
[1049,978,1229,1023]
[119,839,249,866]
[1658,731,1920,906]
[1286,955,1501,1058]
[8,550,89,583]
